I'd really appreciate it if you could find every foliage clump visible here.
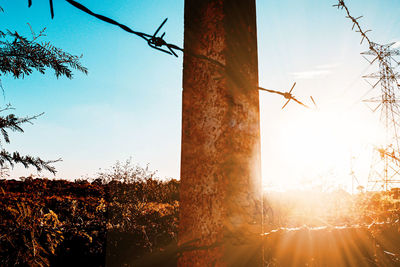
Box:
[0,160,179,267]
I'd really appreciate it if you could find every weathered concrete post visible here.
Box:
[179,0,262,266]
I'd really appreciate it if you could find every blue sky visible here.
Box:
[1,1,400,190]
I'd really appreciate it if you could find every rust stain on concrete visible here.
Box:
[179,0,262,266]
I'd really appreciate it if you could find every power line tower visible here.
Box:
[362,42,400,191]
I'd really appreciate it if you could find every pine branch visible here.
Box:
[0,109,58,174]
[0,112,44,144]
[0,30,88,79]
[0,150,61,174]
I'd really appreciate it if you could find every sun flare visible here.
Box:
[262,106,386,191]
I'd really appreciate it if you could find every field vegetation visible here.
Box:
[1,160,400,266]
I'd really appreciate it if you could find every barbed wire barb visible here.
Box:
[258,82,310,110]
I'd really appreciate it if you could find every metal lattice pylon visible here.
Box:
[362,42,400,191]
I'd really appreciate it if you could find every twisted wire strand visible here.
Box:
[26,0,309,109]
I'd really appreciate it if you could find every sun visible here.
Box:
[261,106,385,191]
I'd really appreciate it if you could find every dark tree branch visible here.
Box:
[0,30,88,79]
[0,150,61,174]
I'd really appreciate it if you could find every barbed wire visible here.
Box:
[333,0,400,86]
[25,0,310,110]
[262,219,398,236]
[258,82,309,109]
